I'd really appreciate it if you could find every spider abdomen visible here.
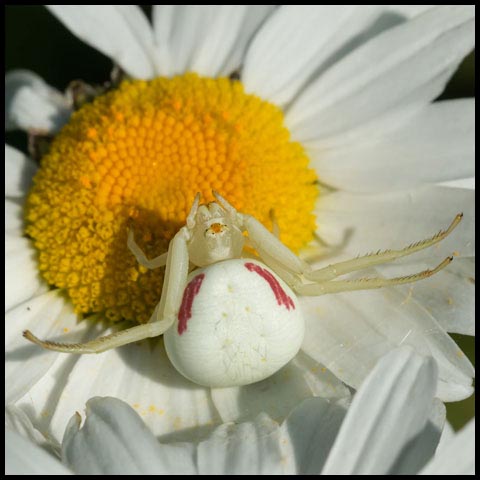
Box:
[164,258,305,387]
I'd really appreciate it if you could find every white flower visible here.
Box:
[5,348,476,475]
[5,5,475,444]
[5,429,72,475]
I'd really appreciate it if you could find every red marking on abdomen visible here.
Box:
[245,262,295,310]
[178,273,205,335]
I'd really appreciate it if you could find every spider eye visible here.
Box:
[205,223,227,236]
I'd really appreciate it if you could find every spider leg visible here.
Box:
[241,213,309,274]
[269,208,280,239]
[238,204,461,295]
[127,193,201,270]
[127,229,168,269]
[23,321,169,354]
[213,191,461,298]
[296,257,453,296]
[305,213,462,282]
[186,192,201,229]
[23,227,191,354]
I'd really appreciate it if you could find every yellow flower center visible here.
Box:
[25,73,318,324]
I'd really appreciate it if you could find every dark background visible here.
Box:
[5,5,475,429]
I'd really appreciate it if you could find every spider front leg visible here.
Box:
[127,229,168,269]
[303,213,463,283]
[127,193,201,269]
[226,196,461,297]
[23,227,191,353]
[214,190,309,274]
[294,214,462,295]
[296,256,454,295]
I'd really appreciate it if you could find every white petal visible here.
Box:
[5,198,24,234]
[5,290,87,403]
[311,187,475,397]
[389,399,445,474]
[5,70,71,133]
[16,337,221,445]
[388,6,435,18]
[315,186,475,261]
[435,379,473,402]
[243,6,385,106]
[300,285,474,402]
[419,418,475,475]
[438,177,475,189]
[245,5,436,107]
[287,6,475,142]
[5,233,46,312]
[279,397,347,474]
[153,5,274,77]
[308,99,475,192]
[46,5,156,79]
[211,349,350,424]
[5,429,72,475]
[321,347,437,475]
[63,397,196,475]
[378,257,475,336]
[197,413,289,475]
[435,419,455,454]
[5,404,56,450]
[5,144,37,199]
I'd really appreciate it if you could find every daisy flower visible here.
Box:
[5,5,475,446]
[5,348,476,475]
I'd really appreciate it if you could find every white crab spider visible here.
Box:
[24,191,462,388]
